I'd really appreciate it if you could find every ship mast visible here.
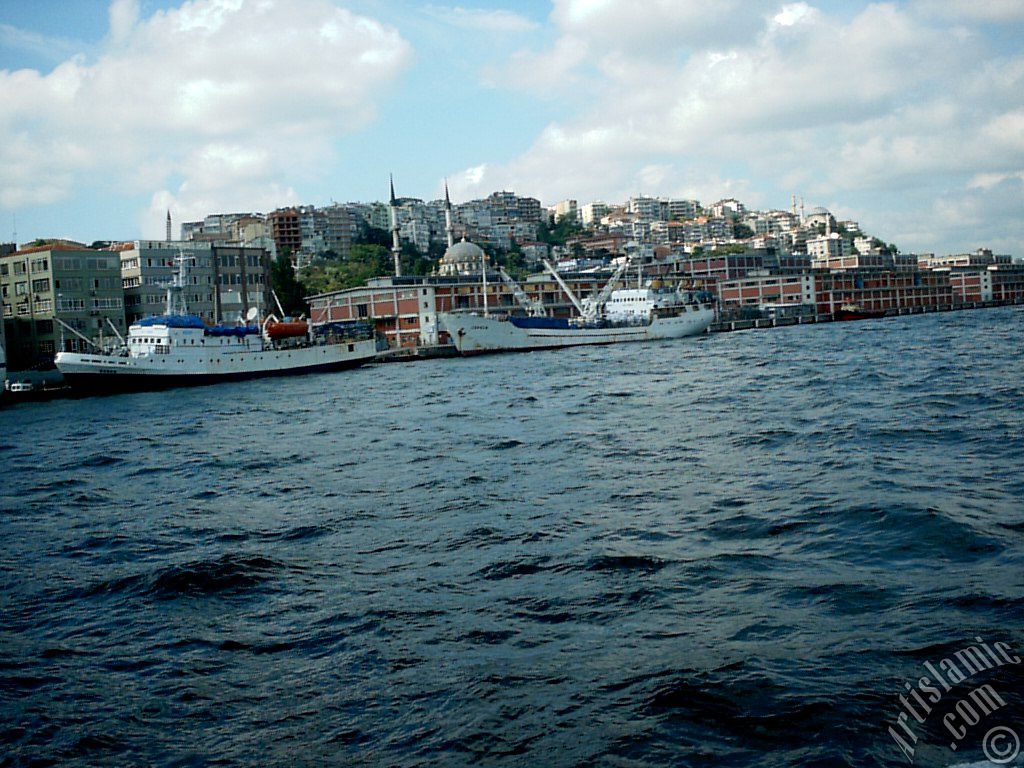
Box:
[166,251,191,316]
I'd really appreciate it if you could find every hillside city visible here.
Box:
[2,188,1022,372]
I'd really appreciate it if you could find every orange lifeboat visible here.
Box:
[265,320,308,339]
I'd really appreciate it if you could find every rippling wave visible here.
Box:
[1,307,1023,767]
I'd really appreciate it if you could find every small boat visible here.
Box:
[834,302,887,321]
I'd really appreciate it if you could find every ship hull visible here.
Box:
[55,340,377,393]
[439,309,714,355]
[834,309,887,321]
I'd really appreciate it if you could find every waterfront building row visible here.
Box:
[307,247,1024,348]
[715,262,1024,315]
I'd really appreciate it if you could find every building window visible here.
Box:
[32,278,51,293]
[15,281,28,295]
[57,298,86,312]
[30,258,48,273]
[13,261,26,275]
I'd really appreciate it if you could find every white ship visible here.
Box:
[439,257,715,355]
[54,255,378,392]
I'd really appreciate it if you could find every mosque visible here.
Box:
[388,176,489,278]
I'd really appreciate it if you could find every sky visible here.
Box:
[0,0,1022,256]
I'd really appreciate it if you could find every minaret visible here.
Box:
[800,197,806,224]
[389,175,402,277]
[166,210,172,242]
[444,179,455,249]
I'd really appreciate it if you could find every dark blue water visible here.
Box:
[2,307,1023,768]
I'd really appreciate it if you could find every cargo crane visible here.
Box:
[496,266,546,317]
[542,258,588,318]
[580,257,633,321]
[542,256,634,322]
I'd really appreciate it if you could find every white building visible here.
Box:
[808,233,852,261]
[667,198,700,220]
[711,198,745,218]
[628,196,666,222]
[581,202,609,227]
[553,199,579,222]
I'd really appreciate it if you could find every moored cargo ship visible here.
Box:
[439,257,715,355]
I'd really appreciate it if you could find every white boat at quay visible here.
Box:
[438,256,715,355]
[54,254,378,392]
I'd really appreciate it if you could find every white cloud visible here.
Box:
[0,0,412,236]
[107,0,139,44]
[465,1,1024,254]
[487,34,589,93]
[425,6,538,33]
[771,3,815,28]
[910,0,1024,23]
[968,171,1024,190]
[0,23,84,64]
[550,0,774,53]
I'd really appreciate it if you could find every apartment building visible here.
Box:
[120,241,271,325]
[808,233,853,263]
[267,208,302,261]
[1,246,126,370]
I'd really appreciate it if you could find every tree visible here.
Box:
[427,239,447,261]
[710,244,749,256]
[296,244,395,296]
[492,246,529,281]
[270,249,308,315]
[356,222,392,248]
[733,223,755,240]
[400,241,433,276]
[538,216,583,246]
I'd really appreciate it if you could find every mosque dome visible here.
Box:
[438,237,486,276]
